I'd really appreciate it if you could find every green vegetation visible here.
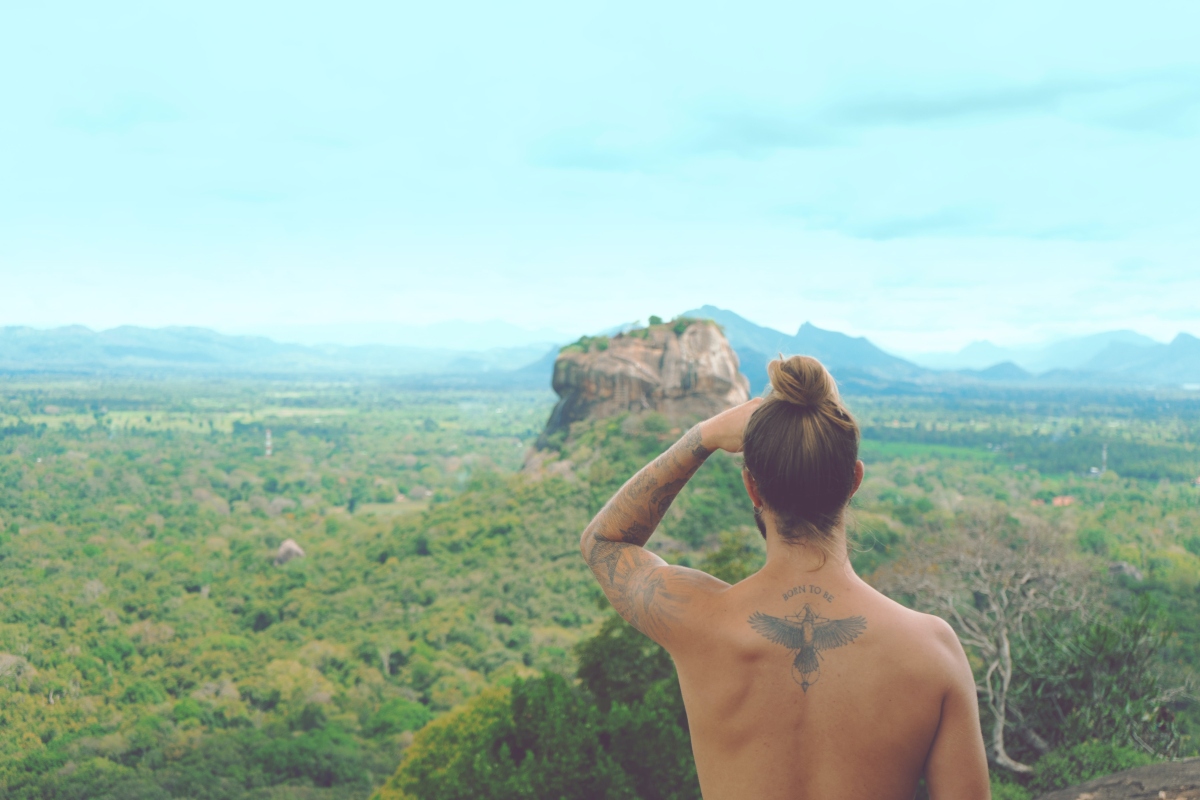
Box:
[1,379,1197,797]
[559,335,609,354]
[1028,741,1154,794]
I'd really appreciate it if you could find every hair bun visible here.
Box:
[767,355,839,410]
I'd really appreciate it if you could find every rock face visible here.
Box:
[275,539,305,566]
[539,320,750,443]
[1035,758,1200,800]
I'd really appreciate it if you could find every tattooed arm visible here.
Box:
[580,400,761,649]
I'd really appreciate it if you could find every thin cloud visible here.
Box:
[783,205,1121,242]
[831,76,1116,127]
[60,96,182,134]
[532,70,1200,171]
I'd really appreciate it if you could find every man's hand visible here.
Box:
[699,398,762,454]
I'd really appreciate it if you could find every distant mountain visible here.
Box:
[682,306,929,393]
[0,325,552,379]
[237,320,571,350]
[912,330,1160,372]
[966,361,1033,382]
[6,318,1197,390]
[1082,333,1200,384]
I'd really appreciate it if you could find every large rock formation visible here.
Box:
[539,320,750,444]
[1035,758,1200,800]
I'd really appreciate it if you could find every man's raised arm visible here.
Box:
[580,400,760,648]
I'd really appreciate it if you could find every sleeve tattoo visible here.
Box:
[581,425,716,643]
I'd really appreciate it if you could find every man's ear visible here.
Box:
[742,466,763,507]
[850,460,865,497]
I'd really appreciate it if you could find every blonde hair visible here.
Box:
[742,356,860,559]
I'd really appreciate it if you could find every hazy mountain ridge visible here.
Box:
[0,325,552,378]
[3,316,1197,388]
[681,305,929,394]
[912,330,1162,372]
[239,320,570,350]
[682,308,1200,390]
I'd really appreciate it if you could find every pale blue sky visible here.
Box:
[1,0,1198,352]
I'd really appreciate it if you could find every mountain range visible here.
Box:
[910,330,1162,372]
[0,325,549,380]
[679,307,1200,392]
[2,313,1198,390]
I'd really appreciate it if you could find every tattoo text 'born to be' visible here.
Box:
[782,584,834,603]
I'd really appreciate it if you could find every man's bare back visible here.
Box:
[581,395,990,799]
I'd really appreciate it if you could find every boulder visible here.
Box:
[0,653,36,686]
[539,320,750,444]
[1109,561,1144,581]
[275,539,305,566]
[1035,758,1200,800]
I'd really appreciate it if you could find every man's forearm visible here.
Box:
[583,424,713,548]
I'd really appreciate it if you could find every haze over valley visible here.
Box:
[5,308,1198,391]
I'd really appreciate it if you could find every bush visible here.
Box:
[122,680,168,704]
[375,687,518,800]
[990,779,1031,800]
[1029,741,1155,793]
[365,697,434,736]
[1016,599,1178,759]
[575,614,673,712]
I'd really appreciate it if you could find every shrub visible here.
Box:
[1029,741,1154,793]
[366,697,434,736]
[122,679,168,704]
[990,779,1031,800]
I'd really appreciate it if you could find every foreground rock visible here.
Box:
[1036,758,1200,800]
[539,319,751,444]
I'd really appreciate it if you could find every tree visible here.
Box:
[1017,598,1183,761]
[873,507,1090,773]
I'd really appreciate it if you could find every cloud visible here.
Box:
[532,70,1200,172]
[530,130,661,172]
[825,75,1166,129]
[839,209,985,241]
[60,96,181,134]
[783,205,1119,242]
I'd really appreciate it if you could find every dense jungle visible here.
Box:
[1,379,1198,799]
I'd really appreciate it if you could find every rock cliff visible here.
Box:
[538,319,750,444]
[1035,758,1200,799]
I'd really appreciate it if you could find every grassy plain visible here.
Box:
[1,379,1198,798]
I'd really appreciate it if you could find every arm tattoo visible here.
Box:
[749,604,867,692]
[584,529,708,640]
[649,479,688,517]
[581,424,714,640]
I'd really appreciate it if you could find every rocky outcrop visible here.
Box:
[0,654,36,686]
[539,320,750,444]
[275,539,305,566]
[1035,758,1200,800]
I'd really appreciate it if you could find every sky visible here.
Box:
[1,0,1198,354]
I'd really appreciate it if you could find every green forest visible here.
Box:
[1,379,1198,799]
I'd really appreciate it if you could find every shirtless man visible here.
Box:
[581,355,991,799]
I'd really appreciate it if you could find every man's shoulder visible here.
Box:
[895,608,969,682]
[863,594,965,668]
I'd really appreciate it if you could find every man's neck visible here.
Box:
[760,525,857,583]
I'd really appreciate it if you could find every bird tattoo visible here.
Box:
[749,604,867,692]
